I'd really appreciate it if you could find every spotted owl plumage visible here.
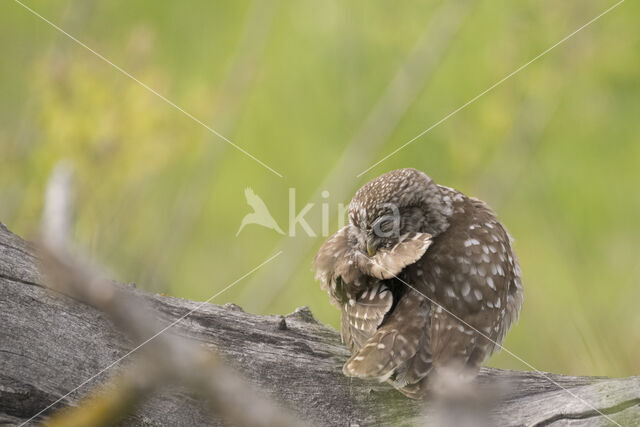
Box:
[313,168,523,398]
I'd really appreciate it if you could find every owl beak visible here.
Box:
[366,239,378,257]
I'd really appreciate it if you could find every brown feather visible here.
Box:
[340,283,393,351]
[342,292,429,381]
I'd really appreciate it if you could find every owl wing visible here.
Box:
[358,232,432,279]
[393,318,433,391]
[314,229,433,288]
[429,308,493,371]
[313,227,359,306]
[340,282,393,352]
[343,290,431,382]
[421,197,522,371]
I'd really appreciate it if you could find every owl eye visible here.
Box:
[372,216,398,237]
[379,218,394,231]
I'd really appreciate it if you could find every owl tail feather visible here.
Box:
[343,292,431,388]
[342,328,434,386]
[343,329,413,381]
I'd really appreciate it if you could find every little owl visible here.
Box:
[313,168,523,398]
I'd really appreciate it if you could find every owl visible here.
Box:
[313,168,523,398]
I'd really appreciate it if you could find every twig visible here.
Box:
[33,162,305,427]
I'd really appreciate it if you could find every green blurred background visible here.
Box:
[1,0,638,377]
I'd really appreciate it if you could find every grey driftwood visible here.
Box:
[0,222,639,426]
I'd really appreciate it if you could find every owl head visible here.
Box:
[314,168,452,285]
[347,168,452,257]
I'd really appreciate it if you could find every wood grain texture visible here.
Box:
[0,222,638,426]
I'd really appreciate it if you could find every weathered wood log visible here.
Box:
[1,222,639,426]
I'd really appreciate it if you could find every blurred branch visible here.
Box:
[472,6,592,210]
[41,161,75,249]
[32,162,303,427]
[138,0,279,291]
[239,0,478,313]
[43,360,157,427]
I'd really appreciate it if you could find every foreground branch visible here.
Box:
[0,222,639,426]
[36,241,301,427]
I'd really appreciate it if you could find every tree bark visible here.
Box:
[0,222,638,426]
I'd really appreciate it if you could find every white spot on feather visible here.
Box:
[464,238,480,247]
[461,282,470,296]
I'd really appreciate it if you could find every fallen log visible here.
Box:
[0,222,638,426]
